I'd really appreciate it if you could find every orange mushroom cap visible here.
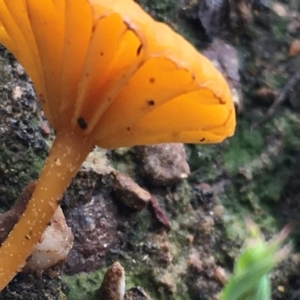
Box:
[0,0,236,290]
[0,0,235,146]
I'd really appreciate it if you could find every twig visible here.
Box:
[0,182,36,244]
[252,66,300,129]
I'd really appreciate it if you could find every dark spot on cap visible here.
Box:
[147,100,155,106]
[77,117,87,129]
[200,138,205,142]
[100,52,104,56]
[127,127,131,131]
[137,44,143,56]
[149,77,155,84]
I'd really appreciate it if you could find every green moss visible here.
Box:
[136,0,203,48]
[0,122,47,210]
[62,271,105,300]
[223,120,265,175]
[111,147,137,179]
[271,17,289,41]
[219,106,300,246]
[136,0,177,22]
[0,48,48,210]
[264,72,287,90]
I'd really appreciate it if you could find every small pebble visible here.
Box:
[137,144,190,186]
[113,173,151,211]
[289,39,300,56]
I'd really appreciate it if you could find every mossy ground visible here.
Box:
[1,0,300,299]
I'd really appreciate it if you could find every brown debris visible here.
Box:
[96,262,152,300]
[0,181,36,244]
[39,120,51,137]
[124,287,152,300]
[113,173,151,211]
[255,87,277,104]
[149,196,171,230]
[97,262,125,300]
[193,183,215,205]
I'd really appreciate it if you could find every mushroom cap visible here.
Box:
[0,0,236,291]
[0,0,235,147]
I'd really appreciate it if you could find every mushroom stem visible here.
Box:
[0,129,93,290]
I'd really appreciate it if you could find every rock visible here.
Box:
[287,11,300,35]
[136,144,190,186]
[289,39,300,56]
[113,173,151,211]
[198,0,252,39]
[187,249,203,273]
[25,206,74,272]
[272,2,288,17]
[64,191,120,274]
[203,40,242,111]
[212,266,228,285]
[11,85,23,101]
[198,0,230,38]
[0,181,73,273]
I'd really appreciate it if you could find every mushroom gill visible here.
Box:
[0,0,236,289]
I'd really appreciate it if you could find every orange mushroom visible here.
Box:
[0,0,235,289]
